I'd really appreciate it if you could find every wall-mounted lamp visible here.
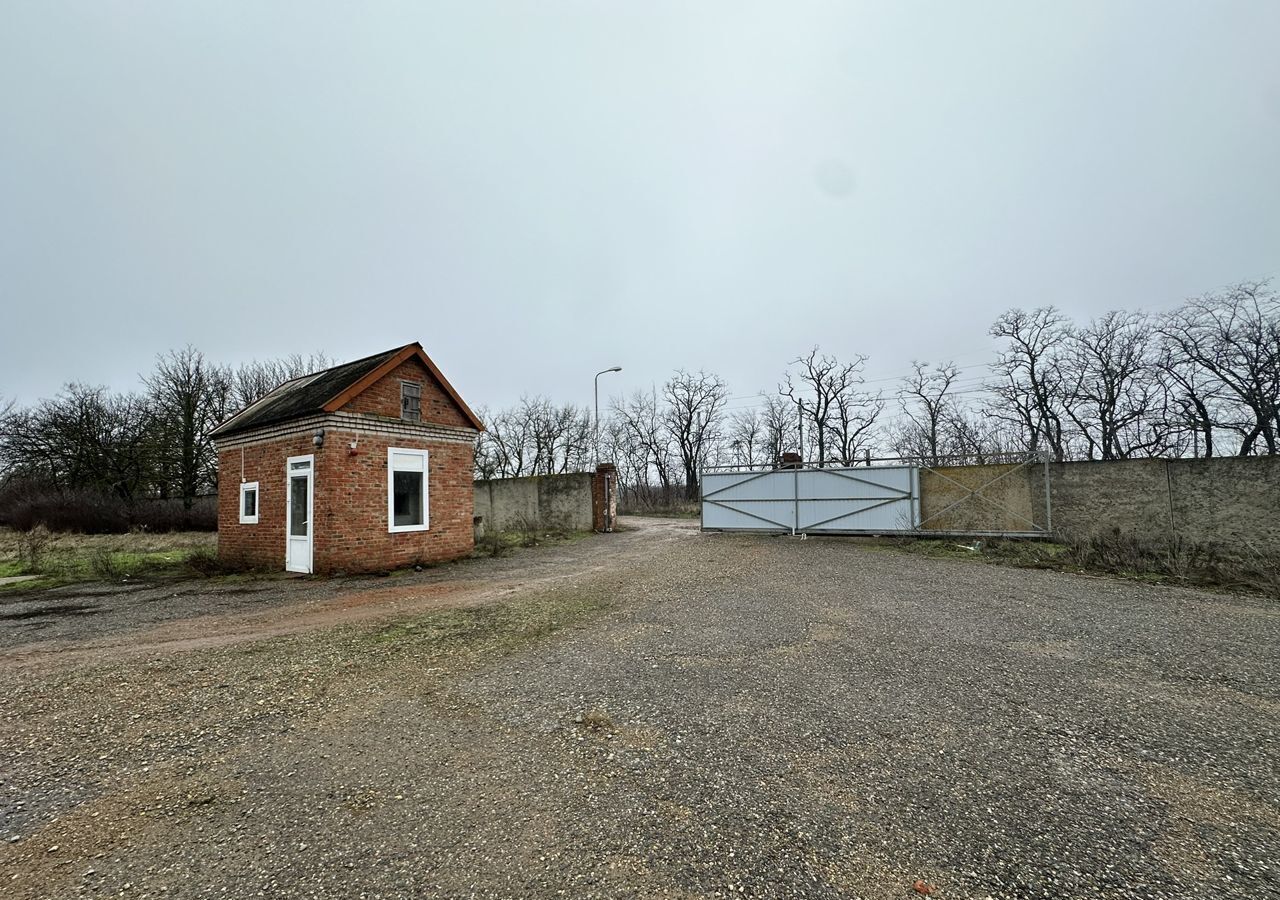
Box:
[313,428,325,448]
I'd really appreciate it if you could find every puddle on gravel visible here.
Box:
[0,602,101,620]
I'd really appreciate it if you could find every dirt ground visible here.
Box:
[1,518,1277,899]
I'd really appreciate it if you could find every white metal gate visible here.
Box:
[701,465,920,534]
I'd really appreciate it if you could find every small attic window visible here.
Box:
[400,380,422,422]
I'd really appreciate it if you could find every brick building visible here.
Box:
[210,343,483,574]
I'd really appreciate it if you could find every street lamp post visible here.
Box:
[594,366,622,465]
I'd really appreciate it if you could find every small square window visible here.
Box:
[387,448,428,532]
[401,381,422,422]
[239,482,259,525]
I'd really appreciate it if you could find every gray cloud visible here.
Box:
[2,1,1277,412]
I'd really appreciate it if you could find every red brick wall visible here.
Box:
[217,434,319,571]
[340,358,472,428]
[218,430,476,574]
[314,430,475,573]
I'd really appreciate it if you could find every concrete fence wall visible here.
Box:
[473,473,595,535]
[923,455,1280,550]
[1038,455,1280,551]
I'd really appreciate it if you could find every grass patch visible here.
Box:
[0,527,219,592]
[472,527,590,559]
[875,532,1280,599]
[881,537,1072,569]
[619,503,700,519]
[0,560,28,578]
[1061,531,1280,598]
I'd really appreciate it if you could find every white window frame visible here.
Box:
[387,447,429,533]
[239,481,260,525]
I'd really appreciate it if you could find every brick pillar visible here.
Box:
[592,463,618,532]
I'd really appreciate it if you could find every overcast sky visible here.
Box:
[2,1,1278,417]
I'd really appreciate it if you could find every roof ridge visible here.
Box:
[305,343,416,379]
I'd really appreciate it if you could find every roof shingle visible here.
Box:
[210,344,456,438]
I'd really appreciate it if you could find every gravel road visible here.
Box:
[1,518,1276,899]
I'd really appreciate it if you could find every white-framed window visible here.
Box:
[401,380,422,422]
[239,481,259,524]
[388,448,429,532]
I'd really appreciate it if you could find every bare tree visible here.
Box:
[0,385,155,501]
[780,348,871,466]
[829,384,883,466]
[144,347,233,507]
[472,405,506,479]
[598,415,648,506]
[727,409,763,467]
[759,394,797,467]
[1158,281,1280,456]
[610,388,677,505]
[1062,311,1170,459]
[231,352,334,409]
[988,308,1071,461]
[943,407,1013,464]
[540,401,592,474]
[897,361,960,465]
[473,396,591,478]
[1156,338,1221,458]
[662,370,729,499]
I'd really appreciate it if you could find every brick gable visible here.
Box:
[339,358,473,429]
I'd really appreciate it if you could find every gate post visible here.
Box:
[910,466,921,529]
[793,462,799,535]
[592,463,617,533]
[1042,451,1053,535]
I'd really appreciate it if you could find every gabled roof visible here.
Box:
[211,343,484,438]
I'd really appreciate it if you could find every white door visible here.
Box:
[285,454,314,573]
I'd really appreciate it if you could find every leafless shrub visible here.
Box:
[89,546,122,579]
[1065,529,1278,598]
[0,486,214,534]
[475,533,510,558]
[185,547,236,576]
[17,524,53,573]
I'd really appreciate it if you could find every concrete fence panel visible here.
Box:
[1033,455,1280,554]
[473,473,595,535]
[1037,459,1174,541]
[1165,456,1280,550]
